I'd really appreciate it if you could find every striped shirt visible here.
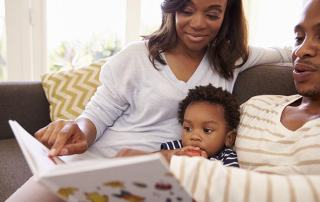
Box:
[160,140,239,167]
[169,95,320,202]
[236,95,320,174]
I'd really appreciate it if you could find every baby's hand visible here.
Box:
[179,146,208,158]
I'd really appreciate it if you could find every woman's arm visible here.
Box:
[170,156,320,202]
[239,46,292,73]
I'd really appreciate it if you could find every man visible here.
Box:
[168,0,320,201]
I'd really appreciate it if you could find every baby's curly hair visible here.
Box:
[178,84,240,130]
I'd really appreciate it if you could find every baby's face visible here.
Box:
[181,101,229,157]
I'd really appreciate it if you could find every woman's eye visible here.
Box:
[181,9,193,15]
[203,128,213,134]
[183,126,192,132]
[207,13,220,20]
[179,5,194,15]
[208,15,219,20]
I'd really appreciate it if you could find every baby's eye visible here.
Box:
[183,126,192,133]
[203,128,213,134]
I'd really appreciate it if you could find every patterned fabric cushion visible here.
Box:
[41,60,104,121]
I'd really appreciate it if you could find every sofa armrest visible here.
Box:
[0,81,51,139]
[232,63,297,105]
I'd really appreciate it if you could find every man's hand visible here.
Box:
[35,120,89,157]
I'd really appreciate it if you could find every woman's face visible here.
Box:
[175,0,227,53]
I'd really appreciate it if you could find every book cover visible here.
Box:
[9,120,192,202]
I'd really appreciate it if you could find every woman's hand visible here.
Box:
[35,119,91,157]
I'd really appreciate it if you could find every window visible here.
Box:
[245,0,304,47]
[140,0,162,36]
[46,0,165,72]
[0,0,6,80]
[2,0,306,81]
[46,0,126,71]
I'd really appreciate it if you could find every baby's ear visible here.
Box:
[224,130,236,147]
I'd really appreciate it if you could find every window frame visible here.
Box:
[4,0,142,81]
[3,0,308,81]
[5,0,46,80]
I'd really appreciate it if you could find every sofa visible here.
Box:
[0,63,296,201]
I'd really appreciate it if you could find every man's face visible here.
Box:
[292,0,320,98]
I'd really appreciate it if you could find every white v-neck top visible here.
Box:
[160,52,210,89]
[80,41,291,157]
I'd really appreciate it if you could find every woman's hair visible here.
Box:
[178,84,240,130]
[143,0,249,79]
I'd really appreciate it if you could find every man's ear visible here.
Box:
[224,130,236,147]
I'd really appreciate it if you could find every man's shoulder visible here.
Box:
[245,94,299,104]
[241,94,301,110]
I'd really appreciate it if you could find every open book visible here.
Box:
[9,120,192,202]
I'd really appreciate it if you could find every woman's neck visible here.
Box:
[168,43,206,61]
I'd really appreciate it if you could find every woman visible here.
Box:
[6,0,290,201]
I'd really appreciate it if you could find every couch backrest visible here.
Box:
[232,63,297,105]
[0,63,297,139]
[0,82,51,139]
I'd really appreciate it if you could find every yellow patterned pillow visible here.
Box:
[41,60,104,121]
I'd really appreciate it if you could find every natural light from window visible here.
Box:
[247,0,304,47]
[46,0,164,72]
[45,0,305,73]
[46,0,126,71]
[140,0,162,36]
[0,0,6,80]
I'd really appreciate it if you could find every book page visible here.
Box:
[9,121,192,202]
[9,120,62,175]
[42,154,192,202]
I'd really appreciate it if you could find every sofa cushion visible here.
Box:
[0,139,32,201]
[232,63,297,104]
[0,82,51,139]
[41,60,104,121]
